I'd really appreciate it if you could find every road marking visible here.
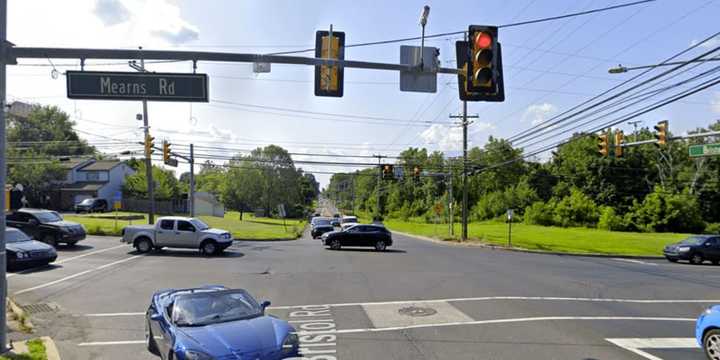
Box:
[75,317,696,347]
[612,258,659,266]
[295,316,695,336]
[606,338,699,360]
[78,340,145,347]
[80,296,720,317]
[7,244,129,278]
[14,255,142,295]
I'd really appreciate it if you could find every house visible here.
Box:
[194,192,225,217]
[57,159,135,210]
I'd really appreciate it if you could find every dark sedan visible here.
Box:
[311,225,335,239]
[6,228,57,270]
[74,198,108,213]
[7,208,86,246]
[322,224,392,251]
[664,235,720,264]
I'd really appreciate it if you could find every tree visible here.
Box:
[122,163,181,200]
[8,104,94,156]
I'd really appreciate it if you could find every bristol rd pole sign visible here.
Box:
[689,143,720,158]
[66,71,208,102]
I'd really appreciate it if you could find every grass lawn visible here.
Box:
[64,211,305,240]
[381,219,688,256]
[0,338,47,360]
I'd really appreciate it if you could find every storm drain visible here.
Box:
[20,303,58,315]
[398,306,437,317]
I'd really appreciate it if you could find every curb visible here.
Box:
[393,230,665,260]
[7,297,33,332]
[41,336,62,360]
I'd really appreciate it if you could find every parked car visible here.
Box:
[322,224,392,251]
[122,216,233,255]
[330,218,340,227]
[5,228,57,270]
[663,235,720,264]
[7,208,86,246]
[145,285,299,359]
[311,224,335,239]
[697,305,720,359]
[340,215,358,230]
[74,198,108,213]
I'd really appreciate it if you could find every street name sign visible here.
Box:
[689,143,720,157]
[66,71,208,102]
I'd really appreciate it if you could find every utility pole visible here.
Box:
[449,109,479,241]
[373,154,386,220]
[448,173,453,237]
[628,120,643,142]
[189,143,195,217]
[130,51,155,224]
[0,0,9,351]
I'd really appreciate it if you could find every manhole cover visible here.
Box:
[398,306,437,317]
[20,303,58,314]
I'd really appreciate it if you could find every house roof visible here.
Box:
[59,158,93,170]
[78,160,124,171]
[60,182,106,191]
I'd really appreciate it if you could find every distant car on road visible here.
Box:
[145,285,299,359]
[310,216,331,228]
[74,198,108,213]
[663,235,720,265]
[340,215,358,230]
[6,208,86,247]
[330,218,340,227]
[697,305,720,359]
[5,228,57,270]
[311,224,335,239]
[323,224,392,251]
[122,216,232,255]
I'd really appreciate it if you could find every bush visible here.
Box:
[473,191,507,221]
[553,189,599,227]
[597,206,625,231]
[705,223,720,234]
[524,201,556,226]
[627,186,705,233]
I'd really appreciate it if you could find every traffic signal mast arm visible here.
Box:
[613,130,720,148]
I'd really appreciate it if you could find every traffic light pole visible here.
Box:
[0,0,9,352]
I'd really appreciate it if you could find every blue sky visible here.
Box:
[7,0,720,187]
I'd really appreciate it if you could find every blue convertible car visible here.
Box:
[145,285,299,359]
[697,305,720,360]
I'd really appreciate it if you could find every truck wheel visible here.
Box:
[200,240,218,256]
[135,238,153,253]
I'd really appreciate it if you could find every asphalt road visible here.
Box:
[6,230,719,360]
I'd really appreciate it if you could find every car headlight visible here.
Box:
[16,252,27,259]
[282,333,299,354]
[678,246,691,252]
[183,350,213,360]
[705,307,714,315]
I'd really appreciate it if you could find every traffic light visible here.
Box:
[144,134,155,157]
[654,120,668,146]
[614,131,624,158]
[382,164,394,180]
[455,34,504,102]
[162,140,171,162]
[314,30,345,97]
[598,132,609,157]
[413,166,421,177]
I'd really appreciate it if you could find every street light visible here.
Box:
[419,5,430,26]
[419,5,430,70]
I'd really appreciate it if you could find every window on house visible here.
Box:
[86,171,100,181]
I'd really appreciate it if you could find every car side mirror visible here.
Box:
[150,312,163,321]
[261,300,271,310]
[28,219,38,226]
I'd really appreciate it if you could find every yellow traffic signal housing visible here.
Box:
[598,133,609,157]
[314,30,345,97]
[382,164,394,180]
[614,131,624,158]
[455,28,505,102]
[654,120,668,146]
[413,166,421,177]
[162,141,171,162]
[144,134,155,157]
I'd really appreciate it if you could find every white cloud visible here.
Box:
[420,122,495,151]
[93,0,131,26]
[691,36,720,49]
[712,92,720,114]
[523,103,557,125]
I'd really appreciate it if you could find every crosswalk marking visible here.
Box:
[606,337,699,360]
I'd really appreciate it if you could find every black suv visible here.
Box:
[322,224,393,251]
[7,208,86,246]
[75,198,108,213]
[664,235,720,265]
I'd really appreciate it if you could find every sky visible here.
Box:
[6,0,720,188]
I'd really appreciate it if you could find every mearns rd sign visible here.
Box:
[66,71,208,102]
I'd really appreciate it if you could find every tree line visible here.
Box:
[325,120,720,234]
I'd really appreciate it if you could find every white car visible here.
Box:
[340,216,358,230]
[121,216,233,255]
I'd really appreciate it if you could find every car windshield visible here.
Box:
[5,230,30,243]
[342,218,357,224]
[172,290,262,327]
[190,219,210,231]
[315,219,331,226]
[34,212,62,223]
[79,199,95,205]
[680,236,708,245]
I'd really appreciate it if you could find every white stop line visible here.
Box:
[606,338,700,360]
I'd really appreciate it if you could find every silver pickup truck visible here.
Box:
[121,216,233,255]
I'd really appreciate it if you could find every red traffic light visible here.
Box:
[474,32,492,49]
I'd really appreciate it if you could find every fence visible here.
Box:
[122,198,187,215]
